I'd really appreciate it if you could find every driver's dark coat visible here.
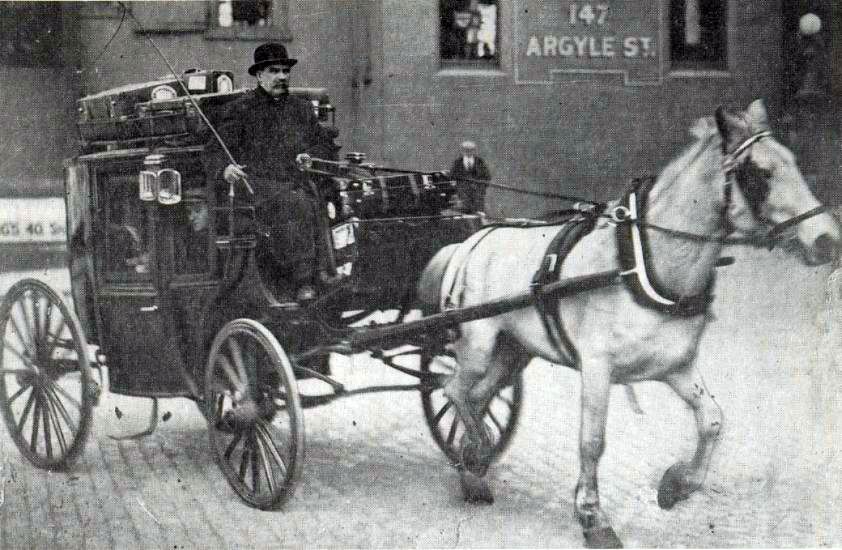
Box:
[204,86,338,201]
[203,87,338,278]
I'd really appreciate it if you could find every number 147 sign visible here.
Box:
[568,3,610,26]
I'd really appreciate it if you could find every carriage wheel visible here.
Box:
[0,279,95,470]
[419,346,524,465]
[205,319,304,510]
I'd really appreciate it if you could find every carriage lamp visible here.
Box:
[139,154,182,205]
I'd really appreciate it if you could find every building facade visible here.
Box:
[1,0,840,218]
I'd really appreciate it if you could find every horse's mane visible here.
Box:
[655,117,722,192]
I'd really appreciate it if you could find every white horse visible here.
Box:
[429,101,840,547]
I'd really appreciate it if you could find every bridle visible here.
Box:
[612,130,828,249]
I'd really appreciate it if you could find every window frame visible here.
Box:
[439,0,502,69]
[205,0,292,41]
[668,0,728,71]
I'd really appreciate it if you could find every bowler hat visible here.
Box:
[248,42,298,75]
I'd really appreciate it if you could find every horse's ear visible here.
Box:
[746,99,771,132]
[714,105,748,153]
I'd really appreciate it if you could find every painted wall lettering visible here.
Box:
[516,1,663,84]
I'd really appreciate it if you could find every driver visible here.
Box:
[204,42,338,301]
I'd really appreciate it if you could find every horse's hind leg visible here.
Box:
[444,331,518,503]
[574,360,623,548]
[657,366,723,510]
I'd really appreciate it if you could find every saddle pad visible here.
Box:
[438,226,498,312]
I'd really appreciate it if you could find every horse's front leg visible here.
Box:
[575,362,623,548]
[658,366,723,509]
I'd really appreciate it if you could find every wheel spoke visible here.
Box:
[8,382,33,405]
[445,416,459,446]
[253,426,278,496]
[237,434,251,482]
[29,394,41,453]
[432,399,453,426]
[43,383,78,433]
[17,297,37,354]
[15,389,36,434]
[8,310,35,356]
[215,355,243,394]
[31,291,42,351]
[41,392,53,458]
[42,299,54,350]
[227,338,249,394]
[2,340,34,368]
[45,316,68,363]
[50,382,82,411]
[250,432,260,493]
[485,408,503,436]
[256,421,288,478]
[0,367,35,376]
[45,391,69,458]
[223,431,242,462]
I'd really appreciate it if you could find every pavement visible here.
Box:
[1,244,841,548]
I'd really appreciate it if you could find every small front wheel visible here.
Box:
[205,319,304,510]
[0,279,95,470]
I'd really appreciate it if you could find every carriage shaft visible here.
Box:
[345,269,621,350]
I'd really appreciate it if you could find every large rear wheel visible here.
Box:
[0,279,95,470]
[205,319,304,510]
[419,345,524,465]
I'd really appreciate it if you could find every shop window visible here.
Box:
[669,0,727,70]
[440,0,499,66]
[0,2,63,67]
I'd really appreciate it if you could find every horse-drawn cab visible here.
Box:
[65,69,480,398]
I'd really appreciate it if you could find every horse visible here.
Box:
[423,100,841,547]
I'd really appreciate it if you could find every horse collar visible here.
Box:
[615,178,714,317]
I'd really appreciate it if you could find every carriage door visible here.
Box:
[93,161,189,397]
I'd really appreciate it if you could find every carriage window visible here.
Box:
[670,0,727,70]
[440,0,499,66]
[101,173,152,282]
[175,187,210,275]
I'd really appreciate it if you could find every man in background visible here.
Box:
[449,140,491,213]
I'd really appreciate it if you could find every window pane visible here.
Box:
[217,0,273,28]
[441,0,499,64]
[670,0,726,69]
[101,173,152,282]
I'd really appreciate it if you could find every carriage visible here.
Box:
[3,68,839,548]
[0,70,524,510]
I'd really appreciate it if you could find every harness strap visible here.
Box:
[530,212,602,365]
[616,178,714,317]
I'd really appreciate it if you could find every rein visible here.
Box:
[610,130,827,249]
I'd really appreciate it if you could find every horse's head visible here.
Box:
[714,100,840,265]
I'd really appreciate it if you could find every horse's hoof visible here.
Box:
[583,526,623,548]
[459,469,494,504]
[657,464,693,510]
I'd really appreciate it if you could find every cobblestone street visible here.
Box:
[1,245,841,548]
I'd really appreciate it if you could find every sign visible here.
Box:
[0,197,66,243]
[515,1,663,85]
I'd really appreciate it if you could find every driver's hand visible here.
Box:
[295,153,312,169]
[223,164,249,185]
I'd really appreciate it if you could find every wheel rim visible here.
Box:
[205,319,304,510]
[420,348,523,464]
[0,279,94,470]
